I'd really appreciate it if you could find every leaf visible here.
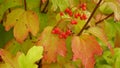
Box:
[51,0,69,11]
[0,0,23,22]
[13,14,29,43]
[4,8,39,43]
[99,2,115,14]
[36,26,67,63]
[115,56,120,68]
[0,49,20,68]
[71,35,103,68]
[3,8,25,31]
[18,46,43,68]
[87,27,114,54]
[26,0,40,10]
[26,10,39,36]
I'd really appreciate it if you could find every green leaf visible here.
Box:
[26,0,40,10]
[99,2,115,14]
[95,64,112,68]
[0,0,22,22]
[18,46,43,68]
[104,19,116,39]
[26,46,43,63]
[51,0,69,11]
[115,56,120,68]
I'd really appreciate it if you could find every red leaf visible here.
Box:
[71,35,103,68]
[36,27,67,63]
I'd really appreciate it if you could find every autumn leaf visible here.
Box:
[36,26,67,63]
[0,49,20,68]
[71,35,103,68]
[4,8,39,43]
[87,27,114,53]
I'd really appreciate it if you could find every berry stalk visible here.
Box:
[77,0,102,36]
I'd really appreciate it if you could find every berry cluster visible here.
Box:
[60,3,87,25]
[52,3,87,39]
[52,27,72,39]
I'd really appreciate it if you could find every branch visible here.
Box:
[85,12,114,29]
[77,0,102,36]
[53,18,72,29]
[95,13,114,24]
[41,0,49,13]
[24,0,27,10]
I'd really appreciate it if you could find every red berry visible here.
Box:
[66,29,71,36]
[77,13,81,16]
[71,20,77,25]
[60,12,64,16]
[65,8,71,13]
[52,27,61,34]
[68,11,73,16]
[82,6,86,11]
[59,32,67,39]
[80,14,87,20]
[74,13,81,18]
[81,3,86,7]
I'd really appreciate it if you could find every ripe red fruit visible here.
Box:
[60,12,64,16]
[68,11,73,16]
[81,3,87,11]
[71,20,77,25]
[65,8,71,13]
[74,13,81,18]
[52,27,61,34]
[81,3,86,8]
[80,14,87,20]
[81,6,86,11]
[66,29,71,36]
[59,32,67,39]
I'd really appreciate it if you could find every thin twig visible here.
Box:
[95,13,114,24]
[53,18,72,29]
[85,12,114,29]
[24,0,27,10]
[41,0,49,13]
[77,0,102,36]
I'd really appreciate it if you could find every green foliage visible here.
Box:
[18,46,43,68]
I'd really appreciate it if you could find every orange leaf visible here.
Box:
[71,35,103,68]
[37,27,67,63]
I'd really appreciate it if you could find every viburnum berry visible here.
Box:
[60,12,64,16]
[81,3,87,11]
[71,20,77,25]
[65,8,73,16]
[68,11,73,16]
[81,3,86,8]
[80,14,87,20]
[74,13,81,18]
[66,29,71,36]
[65,8,71,13]
[52,27,61,34]
[81,6,86,11]
[59,32,67,39]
